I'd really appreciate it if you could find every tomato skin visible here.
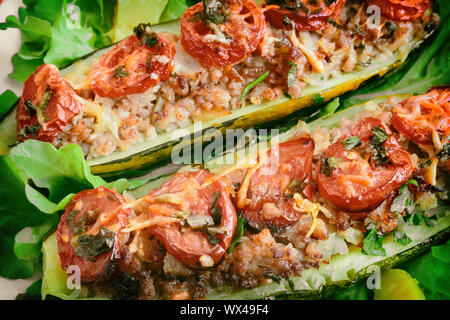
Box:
[148,170,237,269]
[56,187,129,283]
[88,34,175,98]
[180,0,267,68]
[364,0,430,22]
[263,0,345,31]
[317,117,413,212]
[238,136,315,230]
[16,64,82,143]
[392,86,450,145]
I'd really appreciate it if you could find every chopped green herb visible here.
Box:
[133,23,159,47]
[362,229,386,256]
[203,0,227,25]
[74,227,115,261]
[24,100,37,116]
[66,210,86,235]
[113,65,128,78]
[341,136,361,150]
[437,143,450,160]
[286,61,297,87]
[320,157,342,176]
[227,214,244,254]
[404,212,435,227]
[325,0,337,6]
[240,71,269,101]
[390,179,418,215]
[312,93,324,104]
[282,14,294,28]
[369,126,390,164]
[327,18,341,28]
[393,231,412,246]
[386,21,398,33]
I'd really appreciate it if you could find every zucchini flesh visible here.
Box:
[0,19,435,179]
[40,96,450,300]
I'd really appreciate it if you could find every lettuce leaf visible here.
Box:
[0,90,18,119]
[0,0,117,81]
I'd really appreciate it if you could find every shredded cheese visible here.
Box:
[289,31,325,73]
[293,193,321,238]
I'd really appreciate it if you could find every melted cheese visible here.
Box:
[173,41,205,77]
[75,96,120,141]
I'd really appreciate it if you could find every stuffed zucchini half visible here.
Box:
[41,88,450,300]
[0,0,440,178]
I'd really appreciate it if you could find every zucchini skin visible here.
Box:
[0,20,439,179]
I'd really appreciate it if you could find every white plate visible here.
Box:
[0,1,37,300]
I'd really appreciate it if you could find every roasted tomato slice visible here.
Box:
[88,28,175,98]
[392,86,450,145]
[56,187,130,283]
[16,64,82,143]
[364,0,430,22]
[180,0,267,68]
[146,170,237,269]
[237,136,315,231]
[317,117,413,212]
[263,0,345,31]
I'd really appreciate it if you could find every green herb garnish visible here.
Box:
[369,126,390,164]
[312,93,324,104]
[362,229,386,256]
[74,227,115,261]
[341,136,361,150]
[240,71,269,101]
[327,18,341,28]
[393,231,412,246]
[286,61,297,87]
[390,179,418,215]
[320,157,342,176]
[227,214,244,254]
[113,65,128,78]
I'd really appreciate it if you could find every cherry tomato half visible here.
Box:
[263,0,345,31]
[392,86,450,145]
[237,136,315,230]
[88,33,175,98]
[364,0,430,22]
[56,187,129,283]
[147,170,237,269]
[181,0,267,68]
[317,117,413,212]
[16,64,82,143]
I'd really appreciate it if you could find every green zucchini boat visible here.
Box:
[0,0,440,179]
[41,90,450,300]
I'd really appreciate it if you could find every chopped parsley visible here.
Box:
[403,212,436,227]
[341,136,361,150]
[327,18,341,28]
[390,179,418,215]
[386,21,398,33]
[74,227,115,261]
[203,0,227,25]
[325,0,337,6]
[133,23,159,47]
[227,214,244,254]
[437,143,450,160]
[286,61,297,87]
[113,65,128,78]
[240,71,270,101]
[320,157,342,176]
[361,229,386,256]
[393,231,412,246]
[369,126,390,164]
[312,93,324,104]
